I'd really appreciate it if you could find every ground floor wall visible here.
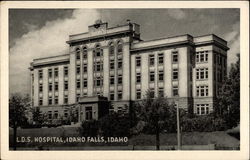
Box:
[35,96,216,124]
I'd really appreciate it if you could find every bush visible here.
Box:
[99,113,130,137]
[180,115,227,132]
[78,120,99,137]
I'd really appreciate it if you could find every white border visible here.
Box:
[1,1,249,160]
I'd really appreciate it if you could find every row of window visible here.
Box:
[39,96,65,106]
[48,68,58,79]
[46,110,69,119]
[39,66,69,80]
[75,41,123,60]
[215,53,226,67]
[135,52,177,68]
[135,86,177,100]
[76,64,88,74]
[109,90,123,100]
[76,47,88,60]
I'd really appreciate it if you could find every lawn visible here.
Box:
[9,127,239,150]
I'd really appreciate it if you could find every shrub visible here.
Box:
[99,113,130,137]
[180,115,227,132]
[78,120,99,137]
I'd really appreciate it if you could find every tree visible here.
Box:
[99,112,130,137]
[9,93,29,150]
[32,107,43,125]
[134,90,175,150]
[215,54,240,128]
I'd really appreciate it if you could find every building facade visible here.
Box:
[30,20,229,122]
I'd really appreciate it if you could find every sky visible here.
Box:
[9,9,240,95]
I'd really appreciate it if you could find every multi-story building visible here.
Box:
[29,20,229,122]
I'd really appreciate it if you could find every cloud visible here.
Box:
[167,9,186,20]
[223,22,240,67]
[9,9,100,94]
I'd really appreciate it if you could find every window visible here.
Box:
[200,69,205,79]
[196,104,209,115]
[85,106,93,120]
[76,65,80,74]
[54,96,58,104]
[173,86,179,96]
[39,70,43,79]
[39,84,43,92]
[150,71,155,82]
[196,53,199,62]
[218,55,221,65]
[118,59,123,69]
[64,95,68,104]
[54,82,58,91]
[172,51,178,63]
[109,42,114,56]
[197,107,200,115]
[110,91,114,100]
[76,80,80,89]
[83,64,87,73]
[95,62,103,72]
[64,66,68,76]
[205,69,208,79]
[83,79,87,88]
[49,83,52,92]
[136,89,141,100]
[196,51,208,63]
[200,52,204,62]
[158,53,164,64]
[110,60,115,70]
[118,75,122,84]
[110,75,115,85]
[158,87,164,97]
[64,81,68,90]
[149,55,154,66]
[54,111,58,119]
[118,91,122,100]
[64,110,68,118]
[205,52,208,61]
[48,97,52,105]
[48,69,52,78]
[95,77,102,87]
[201,107,205,114]
[76,94,80,102]
[48,111,52,119]
[117,41,123,54]
[76,48,80,60]
[196,86,209,97]
[94,44,102,57]
[83,47,87,59]
[54,68,58,78]
[83,92,87,97]
[158,70,164,81]
[136,73,141,83]
[172,69,178,80]
[206,107,209,114]
[136,56,141,67]
[39,98,43,106]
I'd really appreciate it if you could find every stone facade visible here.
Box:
[30,20,229,122]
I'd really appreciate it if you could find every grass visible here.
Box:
[9,127,239,150]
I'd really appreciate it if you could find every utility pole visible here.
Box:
[176,103,181,150]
